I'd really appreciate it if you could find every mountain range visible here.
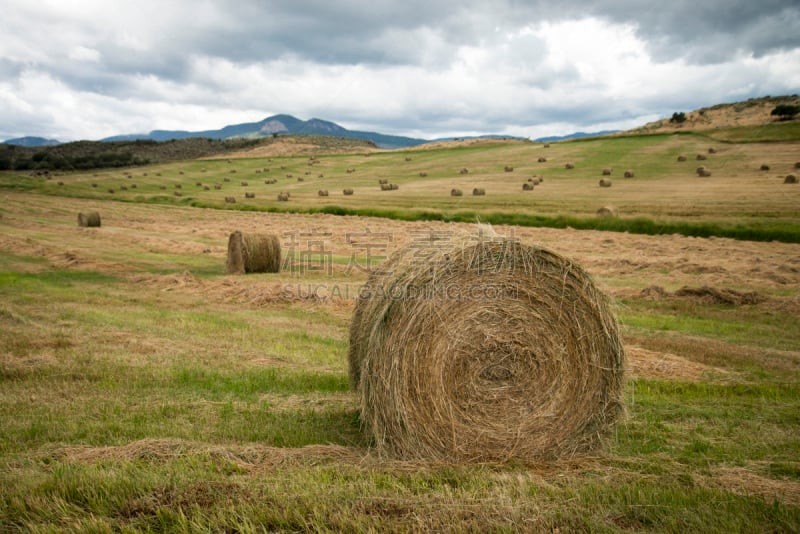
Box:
[1,114,616,149]
[99,114,428,149]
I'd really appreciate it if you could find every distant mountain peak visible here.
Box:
[2,136,61,147]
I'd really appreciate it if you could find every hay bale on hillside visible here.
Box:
[343,188,354,195]
[504,166,514,172]
[226,231,281,274]
[348,236,625,462]
[277,193,289,201]
[318,189,329,196]
[174,191,182,197]
[459,168,469,174]
[785,174,798,184]
[696,166,712,177]
[565,163,574,169]
[378,179,388,185]
[760,164,770,171]
[214,184,222,190]
[225,196,236,203]
[537,157,547,163]
[91,183,98,188]
[204,186,210,191]
[795,162,800,169]
[596,206,618,218]
[522,182,534,191]
[245,192,255,199]
[677,155,687,162]
[159,185,166,190]
[450,188,463,196]
[708,147,717,154]
[472,188,486,196]
[223,177,230,182]
[696,154,707,161]
[624,170,635,178]
[418,172,428,177]
[77,212,101,227]
[599,179,612,187]
[601,167,612,176]
[175,184,182,189]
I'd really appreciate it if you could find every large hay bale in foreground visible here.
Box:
[785,174,798,184]
[349,236,625,462]
[77,211,101,227]
[226,231,281,274]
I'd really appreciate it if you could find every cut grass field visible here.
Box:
[0,127,799,530]
[2,130,799,243]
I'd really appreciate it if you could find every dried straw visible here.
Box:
[226,231,281,274]
[349,235,625,462]
[77,211,101,227]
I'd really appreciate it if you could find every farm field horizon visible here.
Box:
[1,128,800,531]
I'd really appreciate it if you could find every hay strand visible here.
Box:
[349,236,625,462]
[77,211,101,227]
[226,231,281,274]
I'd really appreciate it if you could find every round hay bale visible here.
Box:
[348,236,625,462]
[504,165,514,172]
[677,155,687,162]
[708,147,717,154]
[696,154,707,161]
[795,162,800,169]
[378,179,388,185]
[214,184,222,190]
[77,211,101,227]
[318,189,329,196]
[522,182,534,191]
[565,163,574,169]
[225,196,236,204]
[343,188,354,196]
[277,193,289,201]
[226,231,281,275]
[245,192,255,199]
[537,157,547,163]
[224,177,231,182]
[599,179,612,187]
[380,183,392,191]
[459,168,469,174]
[204,186,210,191]
[596,206,618,218]
[175,184,182,189]
[174,191,182,197]
[785,174,798,184]
[696,166,712,177]
[760,164,770,171]
[159,185,166,190]
[601,167,612,176]
[418,172,428,177]
[451,188,463,196]
[623,170,635,178]
[472,188,485,196]
[91,183,98,188]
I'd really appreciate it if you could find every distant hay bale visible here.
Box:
[565,163,574,169]
[91,183,98,188]
[379,183,399,190]
[450,188,463,196]
[696,166,712,177]
[245,192,255,199]
[419,172,428,177]
[225,196,236,204]
[214,184,222,190]
[175,184,182,189]
[785,174,798,184]
[696,154,707,161]
[204,186,210,191]
[537,157,547,163]
[760,164,770,171]
[57,181,64,186]
[348,236,625,462]
[196,181,202,186]
[277,193,289,201]
[343,188,354,195]
[459,168,469,174]
[405,157,412,161]
[522,182,534,191]
[795,162,800,169]
[224,177,231,182]
[241,181,249,186]
[130,184,137,189]
[504,165,514,172]
[599,179,612,187]
[623,170,635,178]
[174,191,182,197]
[677,155,687,162]
[159,185,166,190]
[230,169,237,173]
[77,212,101,227]
[601,167,612,176]
[107,189,114,194]
[378,179,388,184]
[318,189,329,196]
[543,143,550,148]
[708,147,717,154]
[472,188,486,196]
[226,231,281,274]
[596,206,618,218]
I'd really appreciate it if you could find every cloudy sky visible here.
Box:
[1,0,799,142]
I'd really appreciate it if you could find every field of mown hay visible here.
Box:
[1,129,799,531]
